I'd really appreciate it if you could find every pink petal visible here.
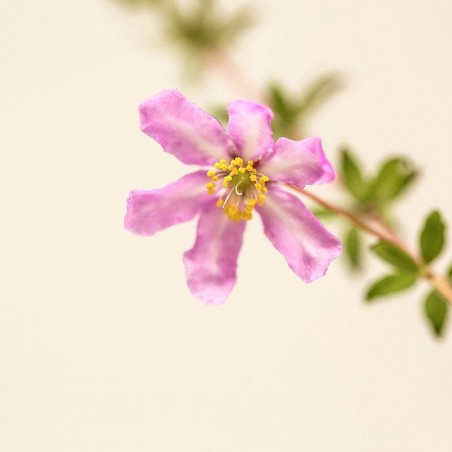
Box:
[125,171,209,236]
[257,186,342,282]
[140,90,235,166]
[183,202,246,305]
[227,100,274,162]
[259,137,335,188]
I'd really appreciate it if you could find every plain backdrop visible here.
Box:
[1,0,452,451]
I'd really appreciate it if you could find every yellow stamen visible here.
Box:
[206,156,270,221]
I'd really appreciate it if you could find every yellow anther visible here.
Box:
[207,156,269,222]
[206,182,216,195]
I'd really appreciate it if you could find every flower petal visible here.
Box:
[140,90,235,166]
[257,186,342,282]
[227,100,274,162]
[183,202,246,305]
[125,171,208,236]
[259,137,335,188]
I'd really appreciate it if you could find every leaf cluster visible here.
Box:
[266,74,343,139]
[366,211,449,338]
[209,73,343,138]
[116,0,254,60]
[338,149,418,270]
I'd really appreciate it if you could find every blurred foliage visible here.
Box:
[116,0,341,130]
[209,73,343,138]
[164,1,253,54]
[115,0,254,71]
[266,74,343,139]
[339,148,419,212]
[344,227,362,270]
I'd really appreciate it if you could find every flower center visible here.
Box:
[205,157,269,222]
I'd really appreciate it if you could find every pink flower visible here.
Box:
[125,90,342,304]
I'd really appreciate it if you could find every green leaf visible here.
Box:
[371,241,419,273]
[216,5,254,44]
[267,84,298,123]
[365,272,418,301]
[297,74,343,119]
[266,74,342,139]
[424,291,448,337]
[344,227,362,269]
[370,157,418,203]
[164,1,253,55]
[419,210,446,264]
[339,148,368,201]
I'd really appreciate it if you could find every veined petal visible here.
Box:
[140,90,235,166]
[227,100,274,162]
[125,171,208,236]
[184,202,246,305]
[257,186,342,282]
[259,137,335,188]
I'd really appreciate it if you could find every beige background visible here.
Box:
[1,0,452,451]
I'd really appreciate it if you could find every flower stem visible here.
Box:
[288,184,452,305]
